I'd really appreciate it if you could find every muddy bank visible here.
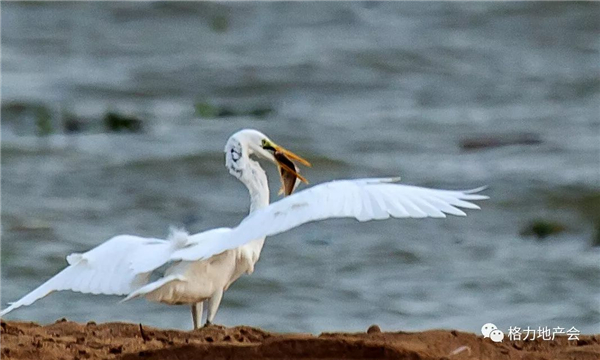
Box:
[1,320,599,360]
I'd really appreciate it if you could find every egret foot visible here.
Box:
[203,321,225,329]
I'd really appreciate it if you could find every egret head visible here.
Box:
[225,129,311,195]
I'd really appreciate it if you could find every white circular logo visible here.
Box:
[481,323,498,338]
[490,329,505,343]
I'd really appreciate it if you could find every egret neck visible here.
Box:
[238,155,270,262]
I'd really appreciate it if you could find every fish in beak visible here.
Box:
[262,140,311,196]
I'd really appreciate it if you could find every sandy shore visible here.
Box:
[1,319,598,360]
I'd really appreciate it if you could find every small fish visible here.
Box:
[274,150,304,196]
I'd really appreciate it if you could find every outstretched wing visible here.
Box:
[1,234,171,316]
[172,177,488,262]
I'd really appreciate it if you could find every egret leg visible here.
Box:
[205,289,224,326]
[191,302,203,330]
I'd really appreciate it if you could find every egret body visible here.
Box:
[1,129,488,329]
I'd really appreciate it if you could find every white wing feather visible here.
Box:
[172,178,488,262]
[1,234,173,316]
[2,178,487,316]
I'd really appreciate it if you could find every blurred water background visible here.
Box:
[1,2,599,334]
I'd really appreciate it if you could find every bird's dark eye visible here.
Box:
[261,138,276,151]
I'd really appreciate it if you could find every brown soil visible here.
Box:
[1,319,599,360]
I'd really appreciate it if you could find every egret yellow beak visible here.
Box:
[262,140,311,195]
[262,141,311,168]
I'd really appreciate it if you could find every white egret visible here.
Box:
[1,129,488,329]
